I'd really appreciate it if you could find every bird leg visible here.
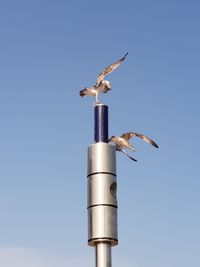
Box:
[94,92,101,105]
[95,93,100,104]
[93,99,101,106]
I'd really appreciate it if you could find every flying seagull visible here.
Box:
[109,132,159,162]
[79,52,128,104]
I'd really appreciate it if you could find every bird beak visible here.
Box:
[108,136,114,143]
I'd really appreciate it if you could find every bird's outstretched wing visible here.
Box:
[120,132,132,141]
[121,132,159,148]
[96,52,128,86]
[121,149,137,162]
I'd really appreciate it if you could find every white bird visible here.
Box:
[109,132,159,162]
[79,52,128,104]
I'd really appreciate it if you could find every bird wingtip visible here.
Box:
[122,52,128,60]
[79,90,84,97]
[153,143,159,149]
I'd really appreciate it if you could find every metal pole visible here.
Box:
[94,104,108,143]
[95,242,112,267]
[87,104,118,267]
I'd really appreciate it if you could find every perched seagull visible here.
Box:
[79,52,128,104]
[109,132,159,162]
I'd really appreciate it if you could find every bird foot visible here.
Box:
[93,101,103,107]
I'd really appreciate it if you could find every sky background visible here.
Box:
[0,0,200,266]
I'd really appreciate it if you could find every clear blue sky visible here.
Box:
[0,0,199,266]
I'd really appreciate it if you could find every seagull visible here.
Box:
[79,52,128,105]
[109,132,159,162]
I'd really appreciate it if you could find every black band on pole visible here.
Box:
[94,104,108,143]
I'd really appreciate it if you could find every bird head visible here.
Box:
[108,135,115,143]
[102,80,111,90]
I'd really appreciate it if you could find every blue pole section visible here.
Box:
[94,104,108,143]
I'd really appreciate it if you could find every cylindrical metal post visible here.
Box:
[87,143,118,247]
[87,104,117,267]
[95,242,112,267]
